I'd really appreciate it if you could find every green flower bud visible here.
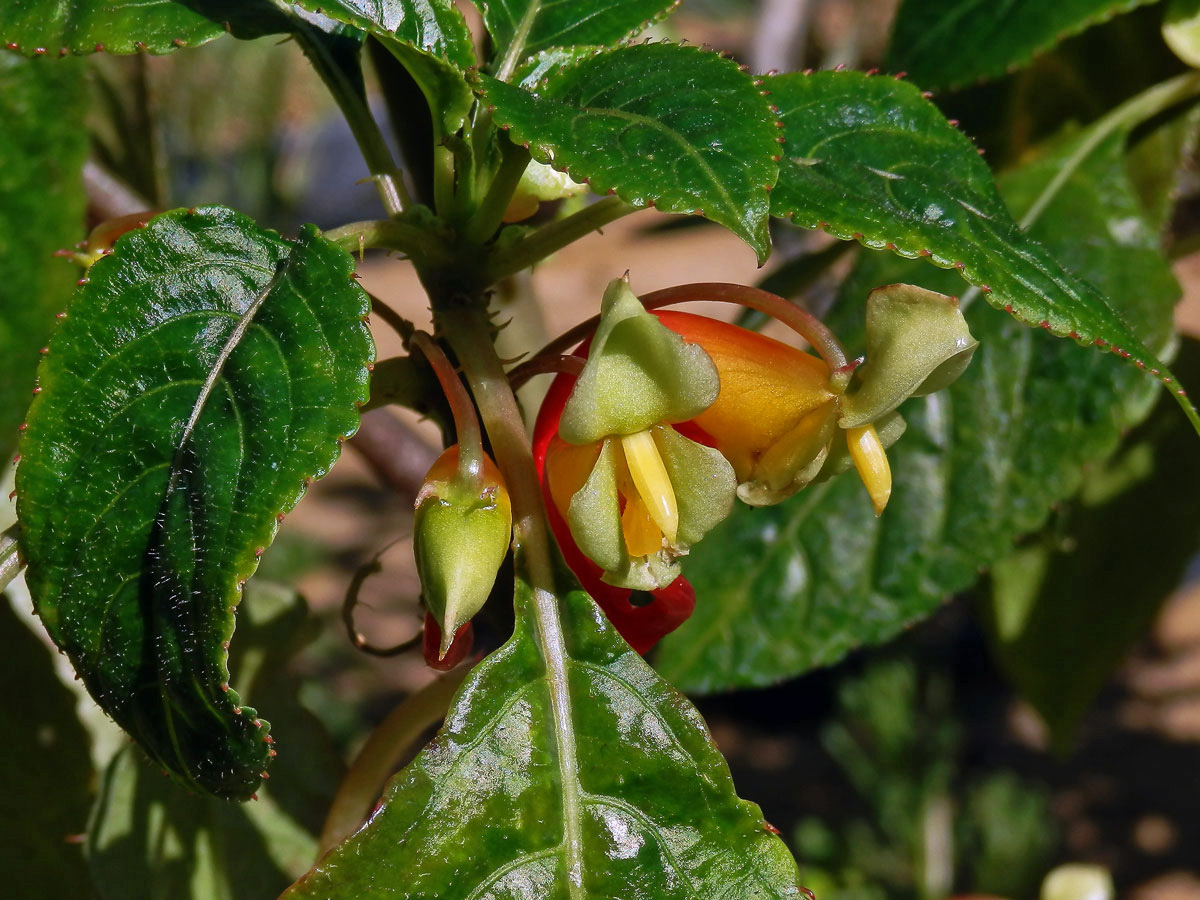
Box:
[414,446,512,660]
[503,160,588,223]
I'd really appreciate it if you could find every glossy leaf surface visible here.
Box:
[888,0,1157,90]
[284,558,801,899]
[16,206,373,799]
[471,0,678,65]
[985,340,1200,751]
[769,70,1196,431]
[478,43,781,261]
[0,54,88,465]
[290,0,475,135]
[1,0,224,55]
[87,584,345,900]
[657,103,1181,691]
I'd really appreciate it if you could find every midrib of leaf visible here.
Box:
[529,581,586,897]
[576,104,739,216]
[496,0,542,81]
[165,262,287,495]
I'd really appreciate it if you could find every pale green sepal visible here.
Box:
[838,284,978,428]
[812,412,907,484]
[415,483,511,656]
[602,552,682,592]
[559,277,720,444]
[567,439,626,573]
[1165,0,1200,67]
[654,426,737,545]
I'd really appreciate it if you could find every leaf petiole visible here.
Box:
[484,196,638,283]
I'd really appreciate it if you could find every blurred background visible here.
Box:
[9,1,1200,897]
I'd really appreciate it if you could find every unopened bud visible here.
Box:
[414,446,512,660]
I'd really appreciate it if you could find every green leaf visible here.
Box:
[887,0,1158,91]
[87,583,346,900]
[289,0,476,135]
[282,556,802,899]
[15,206,373,799]
[983,339,1200,751]
[0,54,88,466]
[768,70,1199,433]
[1,0,225,56]
[478,43,781,262]
[0,596,93,897]
[656,93,1183,692]
[472,0,678,69]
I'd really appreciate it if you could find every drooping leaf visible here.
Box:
[87,583,346,900]
[887,0,1158,91]
[471,0,678,68]
[656,95,1183,692]
[289,0,476,135]
[0,596,93,897]
[15,206,373,799]
[1,0,225,56]
[769,70,1198,433]
[282,555,802,899]
[0,54,88,465]
[478,43,781,262]
[984,339,1200,751]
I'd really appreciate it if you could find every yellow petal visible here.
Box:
[846,424,892,515]
[621,429,679,543]
[621,496,665,557]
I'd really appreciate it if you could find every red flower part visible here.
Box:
[533,361,696,655]
[422,611,474,671]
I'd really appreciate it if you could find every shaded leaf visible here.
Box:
[0,596,93,897]
[1,0,224,56]
[87,583,345,900]
[15,206,373,799]
[472,0,678,67]
[0,54,88,465]
[656,98,1181,691]
[478,43,781,261]
[983,339,1200,751]
[768,70,1197,432]
[887,0,1157,91]
[283,556,802,899]
[289,0,476,135]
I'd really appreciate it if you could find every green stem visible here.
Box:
[0,524,21,593]
[323,219,451,266]
[294,24,411,216]
[466,141,533,244]
[317,668,469,855]
[433,144,458,221]
[484,196,638,284]
[438,302,585,897]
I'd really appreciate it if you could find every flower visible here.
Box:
[539,276,738,595]
[534,279,977,653]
